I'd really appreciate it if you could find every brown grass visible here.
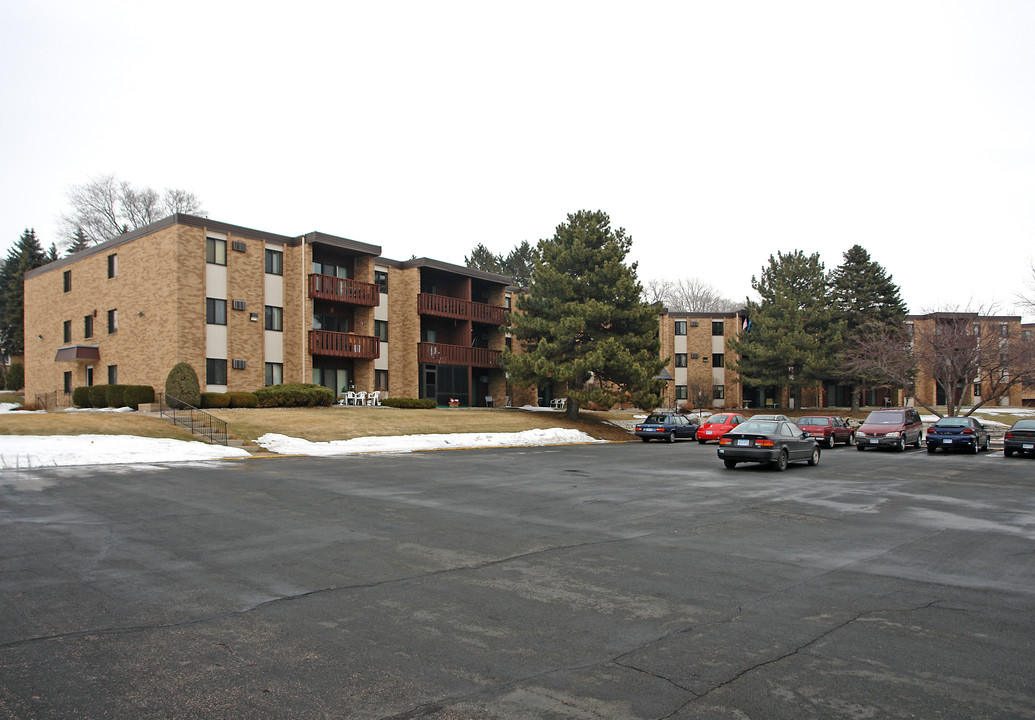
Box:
[0,412,202,442]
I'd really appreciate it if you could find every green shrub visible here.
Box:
[4,363,24,391]
[104,384,127,408]
[123,385,155,410]
[382,397,436,409]
[72,386,92,408]
[228,392,259,408]
[165,362,201,408]
[252,383,334,408]
[200,392,231,409]
[88,384,109,408]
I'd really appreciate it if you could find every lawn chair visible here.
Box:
[367,391,381,406]
[344,391,358,406]
[355,391,367,406]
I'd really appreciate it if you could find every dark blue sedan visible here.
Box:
[926,416,990,454]
[634,413,699,443]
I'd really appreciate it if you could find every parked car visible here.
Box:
[634,412,699,443]
[717,419,821,471]
[796,415,855,448]
[697,413,748,444]
[856,407,924,451]
[925,416,990,454]
[751,414,792,422]
[1003,419,1035,457]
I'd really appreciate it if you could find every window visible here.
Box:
[675,353,687,367]
[206,237,227,265]
[206,298,227,325]
[85,366,93,387]
[63,371,72,394]
[375,320,388,342]
[375,270,388,293]
[63,320,71,343]
[712,353,724,368]
[713,384,725,399]
[312,261,348,278]
[690,320,699,327]
[206,358,227,385]
[1000,323,1009,338]
[107,365,117,384]
[265,362,283,387]
[375,369,388,390]
[674,321,687,336]
[712,321,724,336]
[107,253,117,278]
[676,385,688,400]
[265,305,283,331]
[265,249,283,275]
[107,309,117,334]
[973,382,982,397]
[84,314,93,339]
[63,270,71,292]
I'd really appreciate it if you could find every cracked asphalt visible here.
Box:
[1,441,1034,719]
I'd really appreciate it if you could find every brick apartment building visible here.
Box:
[23,215,513,407]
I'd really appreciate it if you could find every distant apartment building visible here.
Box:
[23,215,513,407]
[656,310,745,410]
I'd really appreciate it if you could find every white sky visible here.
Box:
[3,1,1034,320]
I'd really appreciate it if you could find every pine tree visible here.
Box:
[503,210,666,418]
[464,244,502,273]
[728,250,843,408]
[0,228,51,360]
[66,226,91,256]
[830,245,908,409]
[501,240,537,288]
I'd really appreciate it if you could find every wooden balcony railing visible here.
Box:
[418,293,506,325]
[418,342,502,367]
[308,274,380,306]
[309,330,380,359]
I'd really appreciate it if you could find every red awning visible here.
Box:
[54,345,100,362]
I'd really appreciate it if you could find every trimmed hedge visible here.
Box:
[228,392,258,408]
[72,386,92,408]
[252,383,334,408]
[165,362,201,408]
[381,397,436,409]
[104,384,126,408]
[4,362,23,391]
[87,385,108,408]
[123,385,155,409]
[200,392,232,409]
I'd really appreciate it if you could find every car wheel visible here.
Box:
[896,437,906,452]
[825,435,835,449]
[856,444,865,451]
[698,438,707,445]
[807,446,820,466]
[667,431,675,444]
[970,441,979,455]
[927,444,936,454]
[913,432,922,448]
[1005,448,1014,457]
[845,432,855,446]
[723,459,738,469]
[775,449,789,471]
[640,437,650,443]
[981,437,989,452]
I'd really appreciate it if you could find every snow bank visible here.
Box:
[255,428,604,456]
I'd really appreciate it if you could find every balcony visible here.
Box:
[309,330,380,359]
[418,342,501,367]
[418,293,506,325]
[309,274,380,306]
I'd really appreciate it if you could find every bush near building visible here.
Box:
[381,397,436,409]
[252,383,334,407]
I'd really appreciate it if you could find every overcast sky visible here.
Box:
[3,1,1033,320]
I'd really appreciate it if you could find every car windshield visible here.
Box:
[797,417,829,426]
[644,414,671,424]
[736,421,778,435]
[935,418,968,427]
[1012,420,1035,430]
[865,411,904,424]
[705,414,730,424]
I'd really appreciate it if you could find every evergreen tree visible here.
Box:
[0,228,50,361]
[66,226,91,256]
[464,243,502,273]
[830,245,908,409]
[501,240,537,288]
[728,250,843,408]
[502,210,666,418]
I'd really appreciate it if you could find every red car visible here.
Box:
[697,413,748,444]
[796,415,855,448]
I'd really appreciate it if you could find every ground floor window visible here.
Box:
[676,385,688,400]
[265,362,283,386]
[713,384,725,400]
[420,364,469,406]
[375,369,388,390]
[107,365,117,384]
[313,366,349,396]
[206,358,227,385]
[63,371,72,394]
[85,366,94,386]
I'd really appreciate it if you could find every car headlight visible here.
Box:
[857,431,868,438]
[886,431,900,437]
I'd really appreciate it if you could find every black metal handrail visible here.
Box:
[34,391,73,412]
[158,393,229,446]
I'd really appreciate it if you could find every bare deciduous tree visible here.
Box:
[842,320,922,407]
[1018,259,1035,315]
[643,277,740,312]
[59,174,206,247]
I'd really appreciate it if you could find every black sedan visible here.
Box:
[634,413,699,443]
[717,419,820,470]
[1004,419,1035,457]
[925,416,990,454]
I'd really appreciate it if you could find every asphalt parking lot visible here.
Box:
[1,440,1034,719]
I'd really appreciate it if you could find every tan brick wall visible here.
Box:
[281,240,310,384]
[388,267,420,398]
[225,232,265,391]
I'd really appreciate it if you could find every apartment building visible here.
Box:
[23,215,512,407]
[657,310,744,410]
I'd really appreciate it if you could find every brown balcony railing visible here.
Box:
[418,342,501,367]
[308,274,380,306]
[309,330,380,359]
[417,293,506,325]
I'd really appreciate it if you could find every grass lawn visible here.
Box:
[0,412,202,442]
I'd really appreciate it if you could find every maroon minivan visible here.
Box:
[855,407,924,451]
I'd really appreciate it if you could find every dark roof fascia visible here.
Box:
[302,232,381,257]
[664,310,742,319]
[400,257,514,286]
[907,312,1022,322]
[24,214,297,279]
